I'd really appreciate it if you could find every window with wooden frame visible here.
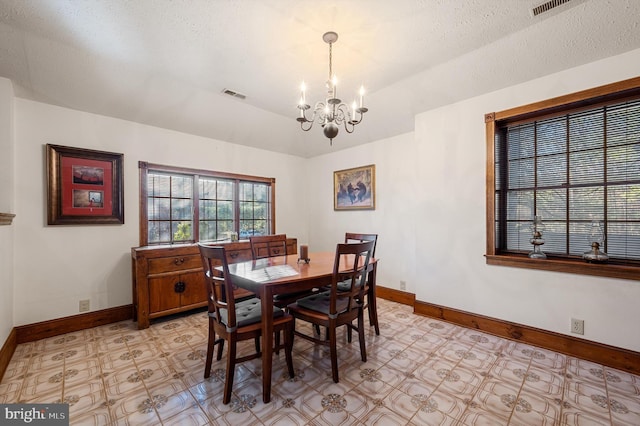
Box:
[485,76,640,281]
[138,162,275,246]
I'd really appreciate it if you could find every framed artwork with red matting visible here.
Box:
[46,144,124,225]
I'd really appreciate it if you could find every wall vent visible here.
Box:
[221,88,247,100]
[531,0,572,17]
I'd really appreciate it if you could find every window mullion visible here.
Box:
[498,129,507,251]
[565,115,570,255]
[603,107,609,252]
[234,179,240,235]
[169,176,174,244]
[533,122,538,218]
[193,174,200,243]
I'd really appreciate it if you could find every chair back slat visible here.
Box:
[330,241,375,316]
[345,232,378,258]
[249,234,288,259]
[198,244,237,328]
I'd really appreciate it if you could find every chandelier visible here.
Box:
[296,31,368,144]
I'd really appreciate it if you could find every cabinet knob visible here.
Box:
[174,258,185,265]
[174,281,186,293]
[229,252,239,259]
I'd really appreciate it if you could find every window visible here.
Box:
[139,162,274,246]
[486,77,640,281]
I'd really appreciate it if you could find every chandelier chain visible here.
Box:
[328,41,333,83]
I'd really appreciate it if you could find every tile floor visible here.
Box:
[1,299,639,425]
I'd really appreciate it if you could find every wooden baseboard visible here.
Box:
[0,327,17,383]
[376,286,415,306]
[415,300,640,376]
[15,305,133,344]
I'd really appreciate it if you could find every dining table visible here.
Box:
[225,251,378,403]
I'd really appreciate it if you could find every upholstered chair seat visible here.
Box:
[217,298,284,328]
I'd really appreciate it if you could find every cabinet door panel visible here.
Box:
[149,276,181,313]
[180,271,207,307]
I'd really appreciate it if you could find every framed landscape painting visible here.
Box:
[334,164,375,210]
[46,144,124,225]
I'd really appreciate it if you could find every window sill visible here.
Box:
[485,254,639,281]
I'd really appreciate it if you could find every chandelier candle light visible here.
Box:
[297,31,368,144]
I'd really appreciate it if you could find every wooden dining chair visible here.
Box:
[287,241,374,383]
[198,243,295,404]
[343,232,380,335]
[249,234,288,259]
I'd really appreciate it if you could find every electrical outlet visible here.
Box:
[400,280,406,290]
[79,299,90,312]
[571,318,584,335]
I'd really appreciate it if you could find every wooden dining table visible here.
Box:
[225,251,378,403]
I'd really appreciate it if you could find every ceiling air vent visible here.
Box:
[531,0,572,17]
[221,88,247,100]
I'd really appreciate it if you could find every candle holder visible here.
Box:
[298,244,310,264]
[583,220,609,263]
[528,215,547,259]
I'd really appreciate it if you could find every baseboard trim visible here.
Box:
[376,286,415,306]
[415,300,640,376]
[0,327,17,383]
[15,305,134,344]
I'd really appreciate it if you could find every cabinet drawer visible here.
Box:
[254,246,287,258]
[225,249,252,263]
[148,254,202,274]
[286,242,296,255]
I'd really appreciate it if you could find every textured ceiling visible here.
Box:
[1,0,639,157]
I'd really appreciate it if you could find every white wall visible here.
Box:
[13,100,308,326]
[305,132,418,295]
[0,77,15,345]
[307,48,640,352]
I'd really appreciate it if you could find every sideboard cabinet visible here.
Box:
[131,239,297,329]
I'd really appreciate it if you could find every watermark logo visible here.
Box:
[1,404,68,425]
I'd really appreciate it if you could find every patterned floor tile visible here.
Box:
[1,299,638,426]
[0,381,22,403]
[360,405,422,425]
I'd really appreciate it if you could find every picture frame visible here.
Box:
[334,164,375,210]
[46,144,124,225]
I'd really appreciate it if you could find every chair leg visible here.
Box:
[275,330,280,355]
[329,323,339,383]
[216,339,224,361]
[358,309,367,362]
[284,323,295,378]
[368,291,380,335]
[254,336,260,354]
[204,326,215,379]
[223,337,237,404]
